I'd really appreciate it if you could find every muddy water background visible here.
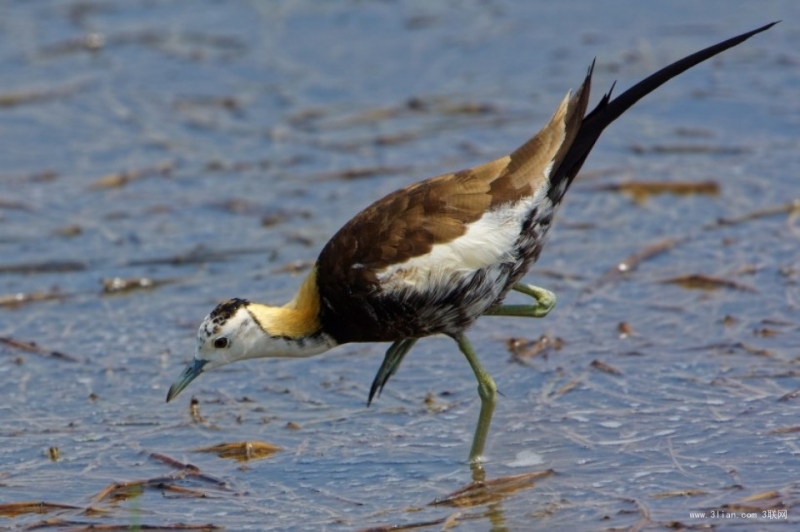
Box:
[1,1,798,530]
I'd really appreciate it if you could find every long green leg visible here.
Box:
[484,283,556,318]
[451,332,497,464]
[368,338,418,405]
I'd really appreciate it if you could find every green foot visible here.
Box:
[484,283,556,318]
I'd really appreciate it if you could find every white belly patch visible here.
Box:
[375,192,550,293]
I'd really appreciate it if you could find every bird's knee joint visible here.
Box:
[477,377,497,401]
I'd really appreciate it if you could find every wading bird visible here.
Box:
[168,23,775,464]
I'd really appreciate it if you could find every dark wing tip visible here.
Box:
[367,376,381,406]
[366,339,417,406]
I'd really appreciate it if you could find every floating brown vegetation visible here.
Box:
[550,378,582,398]
[769,426,800,435]
[0,290,67,309]
[0,196,33,210]
[206,199,312,228]
[0,168,58,183]
[584,237,683,298]
[590,359,622,375]
[290,95,499,132]
[53,224,83,238]
[203,154,308,174]
[0,83,85,108]
[595,179,719,202]
[712,198,800,227]
[126,245,270,267]
[189,397,203,423]
[48,446,61,461]
[708,488,792,516]
[102,276,172,294]
[778,389,800,402]
[700,341,774,358]
[26,519,222,530]
[38,30,162,56]
[0,454,229,528]
[89,453,228,504]
[423,392,450,414]
[205,158,269,172]
[617,321,634,338]
[0,501,80,517]
[357,515,455,532]
[174,95,243,114]
[430,470,554,508]
[754,327,781,337]
[313,165,414,181]
[404,96,499,116]
[0,260,85,274]
[630,143,750,155]
[661,273,756,292]
[506,334,563,362]
[650,489,708,499]
[89,160,175,189]
[0,336,78,362]
[194,441,281,462]
[608,237,682,278]
[148,452,227,486]
[91,478,206,503]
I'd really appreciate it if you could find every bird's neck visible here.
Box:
[245,266,336,357]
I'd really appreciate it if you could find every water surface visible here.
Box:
[1,1,798,530]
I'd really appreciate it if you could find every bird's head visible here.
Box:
[166,298,261,402]
[166,270,335,402]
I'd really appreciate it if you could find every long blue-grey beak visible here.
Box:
[166,359,208,402]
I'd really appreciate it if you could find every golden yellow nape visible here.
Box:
[246,267,321,339]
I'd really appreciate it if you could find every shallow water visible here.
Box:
[1,1,798,530]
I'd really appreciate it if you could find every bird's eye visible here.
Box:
[213,337,229,349]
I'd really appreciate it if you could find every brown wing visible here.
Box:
[317,157,501,294]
